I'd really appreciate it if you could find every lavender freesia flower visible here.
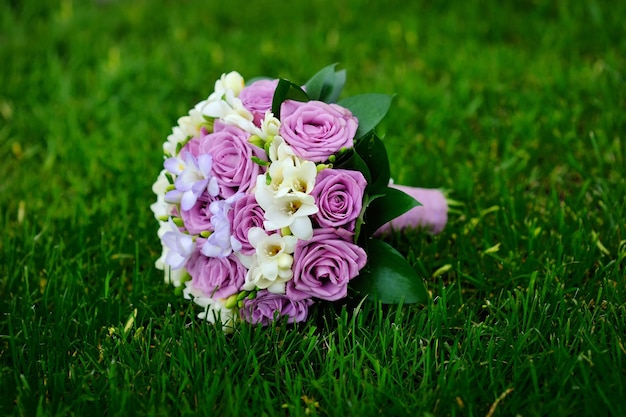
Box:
[164,153,219,211]
[201,194,243,258]
[160,218,196,270]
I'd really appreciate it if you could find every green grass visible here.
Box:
[1,0,624,415]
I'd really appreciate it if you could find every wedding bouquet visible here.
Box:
[151,65,448,329]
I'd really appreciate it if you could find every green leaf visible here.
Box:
[364,187,421,236]
[333,148,371,184]
[305,64,336,101]
[325,69,346,103]
[353,194,368,244]
[338,94,394,139]
[271,78,309,118]
[354,133,390,191]
[351,239,427,304]
[304,64,347,103]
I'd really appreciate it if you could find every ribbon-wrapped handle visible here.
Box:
[376,185,448,235]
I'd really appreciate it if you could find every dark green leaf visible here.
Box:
[364,187,421,236]
[353,193,368,244]
[338,94,394,139]
[325,69,346,103]
[271,78,309,118]
[305,64,338,101]
[354,133,390,191]
[332,148,371,184]
[304,64,347,103]
[351,239,427,304]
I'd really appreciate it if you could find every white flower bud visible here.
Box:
[221,71,245,96]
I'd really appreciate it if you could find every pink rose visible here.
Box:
[287,228,367,301]
[311,168,367,233]
[239,290,314,325]
[239,79,278,126]
[279,100,358,162]
[228,193,266,255]
[375,185,448,235]
[193,120,267,197]
[185,239,246,299]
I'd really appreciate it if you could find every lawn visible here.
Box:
[1,0,624,416]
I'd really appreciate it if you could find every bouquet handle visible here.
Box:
[376,185,449,235]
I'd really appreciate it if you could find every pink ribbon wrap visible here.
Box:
[377,185,448,235]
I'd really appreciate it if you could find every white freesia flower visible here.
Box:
[263,156,316,198]
[155,252,188,287]
[179,107,206,136]
[163,106,207,156]
[214,71,245,97]
[201,90,249,122]
[268,136,295,162]
[255,181,317,240]
[260,111,281,138]
[201,89,262,136]
[150,194,173,220]
[150,170,176,220]
[265,158,289,196]
[242,228,297,293]
[223,112,263,136]
[262,137,318,198]
[199,72,263,137]
[282,158,317,195]
[183,285,236,330]
[152,169,170,195]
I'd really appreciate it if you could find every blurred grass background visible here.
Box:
[1,0,624,416]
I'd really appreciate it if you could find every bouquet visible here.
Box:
[151,65,448,329]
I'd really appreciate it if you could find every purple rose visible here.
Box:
[180,193,219,235]
[239,79,278,126]
[239,290,313,325]
[311,168,367,232]
[193,120,267,198]
[185,239,246,299]
[279,100,358,162]
[228,193,266,255]
[287,228,367,302]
